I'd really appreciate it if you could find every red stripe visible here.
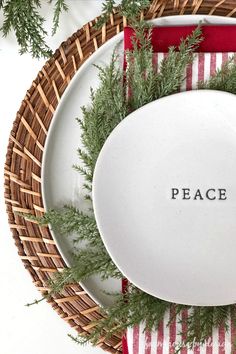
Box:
[193,315,200,354]
[157,320,164,354]
[219,325,225,354]
[204,307,212,354]
[122,279,129,353]
[198,52,205,82]
[133,325,140,354]
[231,315,236,354]
[145,330,152,354]
[186,62,193,91]
[194,343,200,354]
[122,333,129,354]
[181,309,188,354]
[210,53,216,76]
[169,307,176,354]
[206,335,213,354]
[124,51,128,72]
[122,278,128,293]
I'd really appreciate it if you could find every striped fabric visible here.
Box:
[125,51,236,354]
[151,52,234,91]
[127,310,236,354]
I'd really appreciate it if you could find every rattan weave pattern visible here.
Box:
[4,1,236,352]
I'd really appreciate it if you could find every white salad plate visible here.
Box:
[93,90,236,306]
[42,15,236,307]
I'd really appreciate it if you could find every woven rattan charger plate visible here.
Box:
[4,1,236,352]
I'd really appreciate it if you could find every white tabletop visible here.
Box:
[0,1,106,353]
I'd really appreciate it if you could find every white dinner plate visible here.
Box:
[42,15,236,307]
[93,90,236,306]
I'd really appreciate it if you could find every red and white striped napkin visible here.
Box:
[121,24,236,354]
[123,51,236,354]
[122,28,236,353]
[160,52,234,91]
[126,311,236,354]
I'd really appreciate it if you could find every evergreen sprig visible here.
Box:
[50,0,68,36]
[75,25,202,198]
[175,306,231,352]
[126,24,202,111]
[25,205,122,290]
[199,54,236,93]
[30,205,101,247]
[155,25,203,98]
[25,206,122,284]
[1,0,52,58]
[95,0,151,28]
[70,283,171,346]
[74,51,128,195]
[24,23,236,352]
[48,247,122,296]
[68,287,234,351]
[0,0,151,58]
[0,0,68,58]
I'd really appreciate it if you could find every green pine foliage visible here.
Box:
[25,205,122,286]
[175,306,230,352]
[96,0,151,28]
[0,0,68,57]
[32,205,101,247]
[68,287,234,351]
[1,0,53,58]
[50,0,68,35]
[75,25,202,196]
[126,24,202,111]
[154,26,202,98]
[0,0,150,58]
[74,51,128,195]
[70,283,171,346]
[23,23,236,352]
[48,247,122,294]
[199,54,236,93]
